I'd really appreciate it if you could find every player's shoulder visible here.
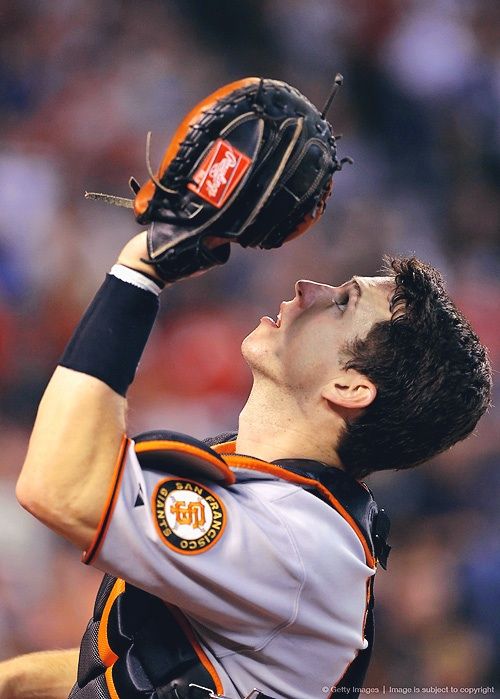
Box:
[132,429,236,484]
[131,429,308,487]
[128,430,369,566]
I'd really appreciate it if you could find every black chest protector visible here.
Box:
[69,431,390,699]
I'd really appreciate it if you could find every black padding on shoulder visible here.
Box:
[135,429,222,454]
[203,431,238,447]
[273,458,380,559]
[133,429,232,483]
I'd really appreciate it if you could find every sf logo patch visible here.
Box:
[153,479,226,554]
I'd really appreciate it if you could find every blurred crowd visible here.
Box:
[0,0,499,692]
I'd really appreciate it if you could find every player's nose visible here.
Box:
[295,280,335,309]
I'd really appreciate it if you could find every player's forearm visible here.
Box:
[17,233,161,549]
[17,367,126,548]
[0,649,79,699]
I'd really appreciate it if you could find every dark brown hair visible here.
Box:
[337,257,492,479]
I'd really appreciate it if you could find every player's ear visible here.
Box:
[321,369,377,410]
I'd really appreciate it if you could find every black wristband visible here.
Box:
[59,275,159,396]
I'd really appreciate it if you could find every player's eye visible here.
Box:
[333,291,349,312]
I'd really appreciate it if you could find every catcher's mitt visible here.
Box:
[87,76,350,283]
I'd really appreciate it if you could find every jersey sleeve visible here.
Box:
[82,438,306,645]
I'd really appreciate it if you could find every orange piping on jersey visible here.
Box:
[167,604,224,695]
[104,666,120,699]
[224,454,376,569]
[135,440,236,485]
[82,436,130,564]
[364,577,372,628]
[134,77,261,218]
[211,440,236,455]
[151,477,227,556]
[97,578,126,667]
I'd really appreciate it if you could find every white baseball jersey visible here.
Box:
[83,436,376,699]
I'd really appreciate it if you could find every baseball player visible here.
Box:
[0,79,492,699]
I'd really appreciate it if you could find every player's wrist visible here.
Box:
[116,231,165,285]
[110,264,164,295]
[59,274,159,396]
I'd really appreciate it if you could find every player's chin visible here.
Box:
[241,328,276,369]
[241,329,260,360]
[242,317,278,345]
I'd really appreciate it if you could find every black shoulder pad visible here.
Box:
[203,431,238,447]
[133,430,235,484]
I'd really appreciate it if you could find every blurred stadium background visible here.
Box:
[0,0,499,691]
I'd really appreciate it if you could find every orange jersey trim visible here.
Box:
[104,665,120,699]
[223,454,376,569]
[167,604,224,695]
[97,578,126,667]
[135,439,236,485]
[134,78,261,218]
[82,436,129,565]
[211,439,236,455]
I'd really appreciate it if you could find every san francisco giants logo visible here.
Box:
[154,478,226,554]
[170,500,206,529]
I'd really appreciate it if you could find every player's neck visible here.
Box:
[236,381,344,468]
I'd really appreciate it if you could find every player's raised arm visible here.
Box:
[16,232,162,549]
[16,77,343,552]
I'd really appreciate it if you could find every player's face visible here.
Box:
[242,276,395,393]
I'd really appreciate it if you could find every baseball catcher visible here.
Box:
[0,76,491,699]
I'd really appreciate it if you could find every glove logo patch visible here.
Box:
[153,478,226,554]
[188,138,252,208]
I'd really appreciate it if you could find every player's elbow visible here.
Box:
[16,469,93,548]
[16,442,66,516]
[16,470,39,514]
[16,470,65,524]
